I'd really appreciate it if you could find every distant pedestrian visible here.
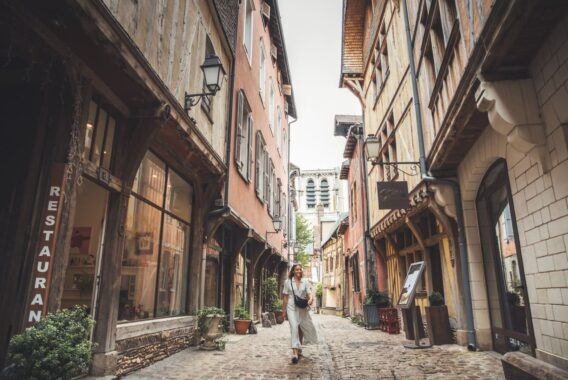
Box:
[282,264,318,364]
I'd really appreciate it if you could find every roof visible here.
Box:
[267,0,297,118]
[321,212,349,247]
[334,114,362,136]
[213,0,239,54]
[339,159,350,180]
[341,0,366,79]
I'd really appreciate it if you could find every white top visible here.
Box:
[283,278,310,310]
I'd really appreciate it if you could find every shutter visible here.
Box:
[261,2,271,20]
[255,132,261,195]
[247,117,253,180]
[235,91,243,169]
[284,101,289,114]
[264,149,269,201]
[270,45,277,60]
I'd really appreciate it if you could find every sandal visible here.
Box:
[291,355,299,364]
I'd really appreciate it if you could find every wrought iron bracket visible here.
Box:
[184,91,216,112]
[370,160,421,177]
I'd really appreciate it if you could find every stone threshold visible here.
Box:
[116,316,196,341]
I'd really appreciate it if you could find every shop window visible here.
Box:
[83,100,116,170]
[119,151,192,321]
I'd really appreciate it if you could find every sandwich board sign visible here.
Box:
[397,261,426,309]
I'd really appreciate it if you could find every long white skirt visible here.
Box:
[287,305,318,349]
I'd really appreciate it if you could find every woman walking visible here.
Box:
[282,264,318,364]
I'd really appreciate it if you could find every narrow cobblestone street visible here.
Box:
[124,314,504,380]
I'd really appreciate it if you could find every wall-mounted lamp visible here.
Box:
[266,217,282,240]
[184,55,226,112]
[364,135,420,176]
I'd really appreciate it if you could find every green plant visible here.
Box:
[263,277,279,312]
[76,275,94,294]
[234,304,251,320]
[272,299,283,311]
[195,307,226,337]
[6,306,95,380]
[215,337,227,351]
[315,283,323,298]
[428,291,445,306]
[364,290,390,307]
[506,291,520,306]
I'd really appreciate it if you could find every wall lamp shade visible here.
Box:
[272,218,282,233]
[202,55,226,93]
[184,55,226,112]
[364,135,381,160]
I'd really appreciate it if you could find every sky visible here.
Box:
[279,0,361,171]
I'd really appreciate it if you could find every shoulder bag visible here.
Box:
[290,280,309,309]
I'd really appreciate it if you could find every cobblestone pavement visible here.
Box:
[124,314,504,380]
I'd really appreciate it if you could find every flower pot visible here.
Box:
[274,311,284,324]
[363,304,380,329]
[234,319,251,335]
[201,314,223,350]
[425,305,452,345]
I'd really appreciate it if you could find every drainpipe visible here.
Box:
[402,0,476,350]
[287,116,298,268]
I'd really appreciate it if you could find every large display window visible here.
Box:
[119,151,192,321]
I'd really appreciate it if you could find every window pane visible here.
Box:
[101,116,115,169]
[119,197,161,321]
[83,101,97,160]
[166,170,193,222]
[156,215,189,317]
[91,109,108,165]
[133,152,166,206]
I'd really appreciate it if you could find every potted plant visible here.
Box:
[315,283,323,313]
[4,306,95,379]
[363,290,380,329]
[425,291,452,345]
[272,299,284,324]
[233,304,251,335]
[263,277,279,324]
[196,306,226,350]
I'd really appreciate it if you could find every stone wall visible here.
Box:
[457,13,568,370]
[115,326,197,376]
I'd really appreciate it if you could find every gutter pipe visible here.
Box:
[402,0,476,350]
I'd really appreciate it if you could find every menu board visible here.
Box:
[397,261,426,309]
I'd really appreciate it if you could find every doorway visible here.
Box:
[61,179,109,316]
[476,159,534,355]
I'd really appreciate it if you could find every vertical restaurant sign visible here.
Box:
[25,163,67,326]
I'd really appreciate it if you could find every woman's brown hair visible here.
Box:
[288,264,303,279]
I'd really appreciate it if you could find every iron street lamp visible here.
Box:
[184,55,226,112]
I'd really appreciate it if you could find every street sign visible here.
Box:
[377,181,409,209]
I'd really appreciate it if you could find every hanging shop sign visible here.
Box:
[377,181,409,209]
[25,163,68,326]
[397,261,426,309]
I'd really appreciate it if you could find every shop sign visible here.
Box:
[377,181,409,209]
[25,163,67,326]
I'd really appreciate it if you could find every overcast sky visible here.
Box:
[279,0,361,171]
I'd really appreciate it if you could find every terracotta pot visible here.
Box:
[234,319,251,335]
[274,311,284,324]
